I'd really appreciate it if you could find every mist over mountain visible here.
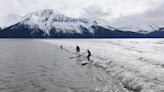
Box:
[0,14,21,29]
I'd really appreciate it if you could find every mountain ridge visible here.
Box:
[0,9,164,38]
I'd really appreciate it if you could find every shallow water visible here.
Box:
[42,38,164,92]
[0,39,126,92]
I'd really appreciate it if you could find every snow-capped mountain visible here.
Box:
[117,25,164,37]
[2,9,164,38]
[0,14,21,29]
[19,9,119,35]
[118,25,161,34]
[2,9,141,38]
[20,9,97,36]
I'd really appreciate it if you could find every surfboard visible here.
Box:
[81,61,89,65]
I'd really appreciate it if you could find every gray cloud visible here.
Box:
[81,4,110,20]
[0,0,164,27]
[110,3,164,27]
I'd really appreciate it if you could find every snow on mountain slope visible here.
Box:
[1,9,150,38]
[1,10,144,38]
[19,9,97,35]
[118,25,160,34]
[0,14,21,29]
[1,9,164,37]
[15,9,119,36]
[93,20,117,31]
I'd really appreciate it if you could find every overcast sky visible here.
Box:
[0,0,164,27]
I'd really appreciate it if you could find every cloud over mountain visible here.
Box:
[0,0,164,27]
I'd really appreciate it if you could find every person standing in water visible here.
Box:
[60,45,63,49]
[76,45,80,57]
[87,49,91,61]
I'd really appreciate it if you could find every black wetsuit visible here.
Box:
[60,45,63,49]
[76,46,80,53]
[87,50,91,61]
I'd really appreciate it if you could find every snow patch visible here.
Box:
[118,25,161,34]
